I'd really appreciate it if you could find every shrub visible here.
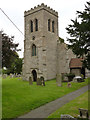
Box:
[66,73,75,82]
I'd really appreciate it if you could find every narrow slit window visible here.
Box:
[30,20,33,32]
[35,19,38,31]
[32,44,36,56]
[48,19,50,31]
[52,21,54,32]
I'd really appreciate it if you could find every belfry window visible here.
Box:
[48,19,50,31]
[35,19,38,31]
[32,44,36,56]
[30,20,33,32]
[52,21,54,32]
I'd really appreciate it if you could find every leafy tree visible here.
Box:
[2,31,19,68]
[1,31,22,74]
[66,1,90,70]
[0,31,2,70]
[10,58,23,74]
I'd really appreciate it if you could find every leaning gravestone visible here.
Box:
[29,76,33,85]
[37,78,42,85]
[56,74,62,86]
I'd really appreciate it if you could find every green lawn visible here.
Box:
[48,90,89,118]
[2,77,89,118]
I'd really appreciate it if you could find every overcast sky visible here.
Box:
[0,0,87,58]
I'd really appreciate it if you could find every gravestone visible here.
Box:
[2,74,7,79]
[73,78,78,82]
[56,74,62,86]
[17,74,21,77]
[29,76,33,85]
[67,82,71,88]
[41,76,45,86]
[64,76,68,82]
[61,114,77,120]
[37,78,42,85]
[10,74,14,78]
[78,108,89,119]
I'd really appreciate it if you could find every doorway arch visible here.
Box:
[32,70,37,82]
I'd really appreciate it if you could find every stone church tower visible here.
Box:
[23,3,75,81]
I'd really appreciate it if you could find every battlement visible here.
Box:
[24,3,58,17]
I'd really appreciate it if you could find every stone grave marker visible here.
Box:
[61,114,77,120]
[67,82,71,88]
[56,74,62,86]
[41,76,45,86]
[78,108,89,119]
[64,76,68,82]
[37,78,42,85]
[10,73,13,78]
[2,74,7,79]
[29,76,33,85]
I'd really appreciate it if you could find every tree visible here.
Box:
[10,58,23,74]
[59,37,64,43]
[1,31,22,74]
[66,1,90,70]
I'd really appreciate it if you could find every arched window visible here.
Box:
[52,21,54,32]
[32,44,36,56]
[48,19,50,31]
[30,20,33,32]
[35,19,38,31]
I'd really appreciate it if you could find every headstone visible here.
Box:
[78,108,89,119]
[2,74,7,79]
[10,73,13,78]
[29,76,33,85]
[37,78,42,85]
[17,74,21,77]
[15,73,18,77]
[56,74,62,86]
[67,82,71,88]
[64,76,68,82]
[41,76,45,86]
[73,78,78,82]
[61,114,77,120]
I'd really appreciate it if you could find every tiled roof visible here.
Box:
[70,58,83,68]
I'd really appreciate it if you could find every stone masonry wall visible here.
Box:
[57,41,76,75]
[23,3,58,81]
[23,3,76,81]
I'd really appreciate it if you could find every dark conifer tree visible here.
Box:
[66,1,90,70]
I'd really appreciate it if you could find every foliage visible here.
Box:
[2,31,20,69]
[10,58,23,74]
[66,1,90,70]
[2,77,88,118]
[1,31,22,74]
[65,73,75,77]
[59,37,64,43]
[2,68,9,74]
[65,73,75,81]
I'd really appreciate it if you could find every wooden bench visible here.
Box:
[78,108,89,119]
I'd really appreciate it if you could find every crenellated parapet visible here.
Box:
[24,3,58,17]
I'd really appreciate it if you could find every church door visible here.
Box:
[32,70,37,82]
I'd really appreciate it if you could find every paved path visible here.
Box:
[18,85,89,118]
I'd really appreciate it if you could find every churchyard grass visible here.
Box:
[2,77,89,118]
[48,90,89,118]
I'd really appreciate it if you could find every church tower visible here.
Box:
[23,3,59,81]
